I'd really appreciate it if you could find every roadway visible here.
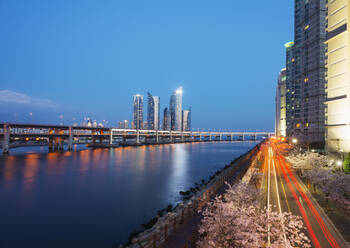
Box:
[260,140,348,248]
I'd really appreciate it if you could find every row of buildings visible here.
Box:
[129,87,191,131]
[275,0,350,153]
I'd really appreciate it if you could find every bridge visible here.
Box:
[0,123,273,154]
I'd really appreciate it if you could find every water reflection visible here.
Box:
[168,144,189,198]
[0,141,257,248]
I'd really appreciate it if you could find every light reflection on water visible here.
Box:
[0,142,257,248]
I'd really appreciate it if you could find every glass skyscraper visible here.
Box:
[147,92,160,130]
[182,107,191,131]
[163,107,170,131]
[170,87,183,131]
[133,94,143,129]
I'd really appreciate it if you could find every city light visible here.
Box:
[336,160,343,167]
[292,138,298,144]
[175,87,183,94]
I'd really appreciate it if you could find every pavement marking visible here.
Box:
[278,155,322,248]
[272,156,287,244]
[275,159,291,212]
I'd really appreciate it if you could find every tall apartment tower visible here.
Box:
[293,0,327,147]
[276,68,287,137]
[170,87,183,131]
[285,41,298,138]
[133,94,143,130]
[163,107,170,130]
[182,107,191,131]
[325,0,350,152]
[147,92,160,130]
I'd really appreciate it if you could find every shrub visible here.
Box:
[166,204,173,212]
[343,152,350,174]
[141,217,158,230]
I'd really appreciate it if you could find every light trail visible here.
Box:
[275,159,291,212]
[278,156,322,248]
[280,156,340,248]
[267,146,271,246]
[271,152,287,244]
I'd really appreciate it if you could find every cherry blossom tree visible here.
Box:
[197,182,310,248]
[286,151,330,171]
[303,168,350,213]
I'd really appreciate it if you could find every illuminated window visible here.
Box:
[296,123,301,128]
[291,58,295,62]
[305,123,309,127]
[304,25,309,30]
[304,77,309,82]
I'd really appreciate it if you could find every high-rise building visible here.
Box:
[147,92,160,130]
[285,1,327,147]
[325,0,350,152]
[163,107,170,130]
[182,107,191,131]
[292,0,327,147]
[285,41,297,138]
[118,120,129,129]
[133,94,143,130]
[275,68,287,137]
[170,87,183,131]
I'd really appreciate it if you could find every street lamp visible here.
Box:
[336,160,343,171]
[292,138,298,144]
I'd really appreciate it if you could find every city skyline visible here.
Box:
[0,1,294,131]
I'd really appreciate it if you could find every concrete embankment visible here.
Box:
[123,141,263,248]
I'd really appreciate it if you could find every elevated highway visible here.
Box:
[0,123,273,154]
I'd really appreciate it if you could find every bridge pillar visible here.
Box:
[2,124,10,154]
[58,138,64,151]
[170,131,174,143]
[199,133,202,142]
[220,134,222,141]
[54,137,59,150]
[231,133,233,141]
[181,132,184,142]
[48,137,54,151]
[136,130,140,144]
[68,127,73,150]
[156,131,159,144]
[109,130,113,145]
[242,134,245,141]
[209,133,212,141]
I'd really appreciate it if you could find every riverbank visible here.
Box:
[123,141,262,248]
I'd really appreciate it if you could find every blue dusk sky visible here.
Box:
[0,0,294,131]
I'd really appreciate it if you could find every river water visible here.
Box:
[0,141,257,248]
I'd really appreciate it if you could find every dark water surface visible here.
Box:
[0,142,257,248]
